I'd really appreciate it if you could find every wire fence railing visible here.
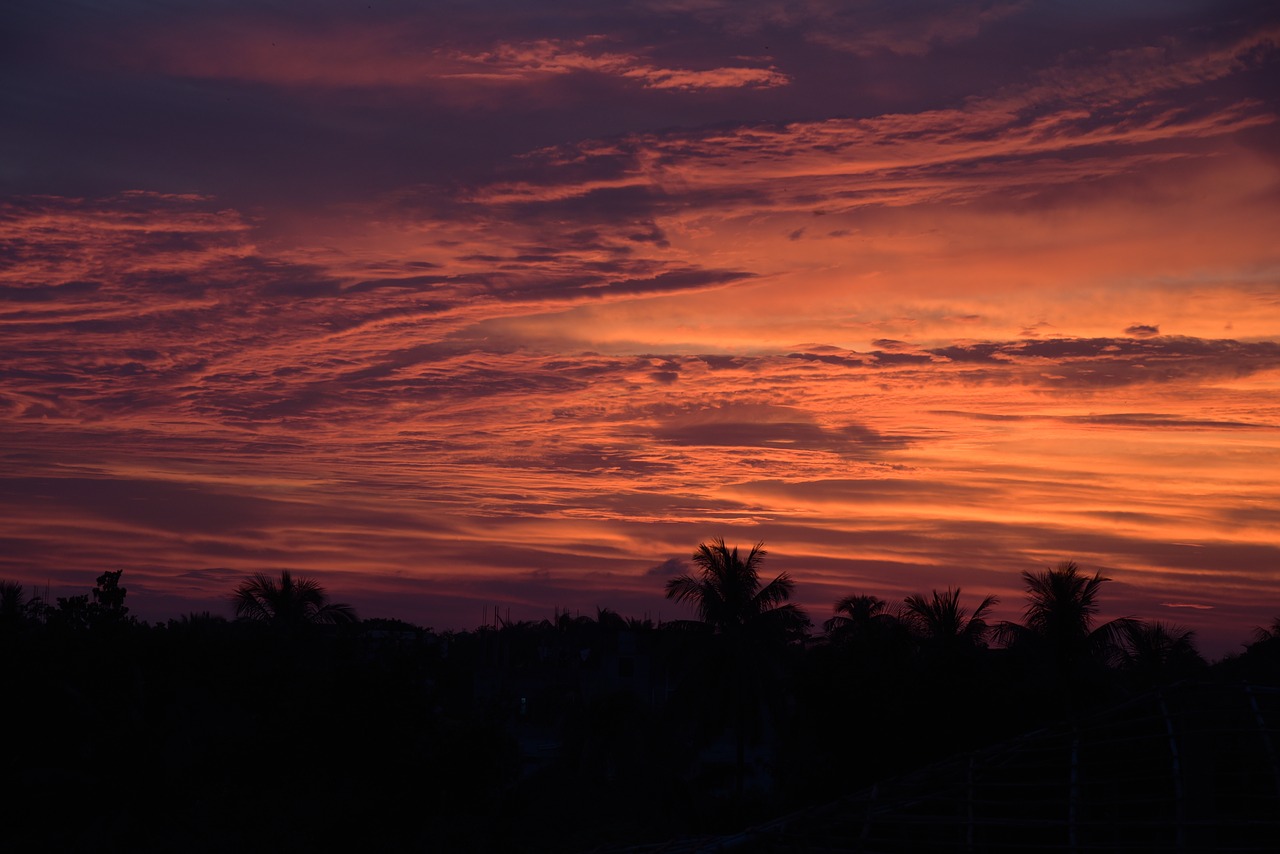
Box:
[602,681,1280,853]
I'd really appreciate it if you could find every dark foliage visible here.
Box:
[2,562,1275,853]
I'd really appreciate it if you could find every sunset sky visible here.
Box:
[3,1,1278,655]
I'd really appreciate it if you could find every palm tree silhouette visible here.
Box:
[664,538,809,801]
[1,581,25,620]
[232,570,357,631]
[0,580,30,633]
[665,539,808,638]
[996,561,1133,672]
[1253,615,1280,644]
[824,594,890,635]
[1118,620,1204,687]
[824,593,912,663]
[819,594,917,736]
[902,587,998,650]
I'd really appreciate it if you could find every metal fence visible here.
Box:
[608,682,1280,853]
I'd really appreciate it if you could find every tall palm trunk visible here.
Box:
[664,538,810,804]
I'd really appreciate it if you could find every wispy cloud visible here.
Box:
[646,0,1028,57]
[104,25,789,93]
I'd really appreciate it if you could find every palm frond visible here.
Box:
[313,601,358,625]
[0,581,26,619]
[667,538,808,636]
[833,594,887,622]
[1087,616,1140,665]
[754,572,795,611]
[993,619,1032,648]
[230,570,353,628]
[1253,615,1280,644]
[903,587,997,645]
[1020,561,1108,639]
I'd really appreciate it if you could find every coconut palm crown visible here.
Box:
[901,587,999,648]
[232,570,357,628]
[997,560,1134,667]
[1118,619,1203,679]
[825,593,890,635]
[665,538,808,638]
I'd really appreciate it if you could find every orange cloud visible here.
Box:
[453,38,790,90]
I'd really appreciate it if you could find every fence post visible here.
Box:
[1156,690,1186,850]
[1069,727,1080,854]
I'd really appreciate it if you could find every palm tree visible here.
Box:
[1118,620,1204,687]
[665,539,808,639]
[1253,615,1280,644]
[824,594,890,635]
[232,570,357,631]
[997,561,1133,673]
[0,580,32,634]
[1240,615,1280,678]
[824,593,912,664]
[818,593,917,727]
[1,581,25,622]
[901,587,998,650]
[664,538,809,800]
[893,587,1000,760]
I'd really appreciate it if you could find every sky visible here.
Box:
[2,0,1278,656]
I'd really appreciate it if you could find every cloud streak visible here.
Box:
[103,23,791,93]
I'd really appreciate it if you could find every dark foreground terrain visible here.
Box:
[4,568,1279,852]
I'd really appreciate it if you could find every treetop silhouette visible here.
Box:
[665,538,809,638]
[901,586,998,649]
[663,538,809,803]
[824,593,891,634]
[232,570,357,629]
[996,560,1135,672]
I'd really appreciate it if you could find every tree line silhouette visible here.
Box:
[2,543,1277,852]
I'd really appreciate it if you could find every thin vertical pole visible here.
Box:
[1069,727,1080,854]
[966,752,976,853]
[1157,690,1187,850]
[1244,683,1280,799]
[859,783,879,851]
